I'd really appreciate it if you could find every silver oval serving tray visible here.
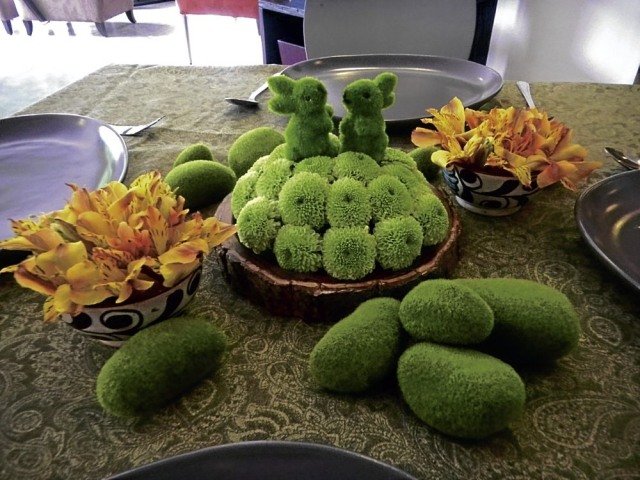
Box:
[282,54,503,127]
[575,170,640,293]
[0,113,128,242]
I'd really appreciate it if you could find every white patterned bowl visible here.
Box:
[442,165,539,216]
[60,266,202,347]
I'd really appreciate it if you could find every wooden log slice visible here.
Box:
[214,187,461,322]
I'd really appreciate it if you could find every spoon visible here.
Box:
[225,81,269,108]
[516,81,536,108]
[604,147,640,170]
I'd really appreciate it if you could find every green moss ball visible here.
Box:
[326,177,371,228]
[409,146,441,181]
[268,143,288,161]
[399,279,494,344]
[457,278,581,364]
[173,143,214,168]
[333,151,381,184]
[368,174,412,221]
[228,127,285,177]
[254,157,293,200]
[294,156,336,180]
[374,216,423,270]
[96,316,227,417]
[236,197,281,254]
[278,172,328,230]
[412,194,450,246]
[231,170,259,219]
[382,147,417,168]
[165,160,236,210]
[273,224,323,273]
[397,343,525,439]
[309,298,402,392]
[322,227,376,280]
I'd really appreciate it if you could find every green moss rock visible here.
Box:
[165,160,236,209]
[173,143,214,168]
[96,316,227,417]
[457,278,581,364]
[228,127,285,177]
[398,343,526,439]
[310,298,402,392]
[399,279,494,345]
[409,146,441,182]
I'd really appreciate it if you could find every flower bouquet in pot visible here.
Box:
[0,171,236,346]
[411,97,602,216]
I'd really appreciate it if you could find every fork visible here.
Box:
[110,116,165,136]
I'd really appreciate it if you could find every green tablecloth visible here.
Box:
[1,65,639,479]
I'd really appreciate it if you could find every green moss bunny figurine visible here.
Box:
[268,75,339,162]
[339,72,397,162]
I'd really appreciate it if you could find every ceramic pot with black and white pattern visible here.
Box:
[61,265,202,347]
[442,165,540,216]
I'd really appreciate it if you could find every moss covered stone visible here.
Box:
[254,157,293,200]
[412,194,450,246]
[397,343,526,439]
[374,216,423,270]
[310,297,402,392]
[333,151,381,184]
[274,224,323,273]
[228,127,285,177]
[326,177,371,228]
[322,227,376,280]
[368,174,412,221]
[278,172,328,230]
[96,316,227,417]
[165,160,236,209]
[457,278,581,364]
[173,143,214,168]
[236,197,281,254]
[409,146,441,182]
[399,279,494,345]
[231,170,259,219]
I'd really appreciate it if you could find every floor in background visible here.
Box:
[0,1,263,117]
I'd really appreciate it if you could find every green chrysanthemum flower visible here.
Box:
[380,162,426,193]
[268,143,288,161]
[254,157,293,200]
[368,174,412,221]
[382,147,417,168]
[412,194,450,246]
[278,172,329,230]
[323,227,376,280]
[374,216,424,270]
[294,156,336,181]
[248,155,271,175]
[274,224,323,273]
[236,197,281,254]
[231,170,259,219]
[326,177,371,228]
[333,151,381,184]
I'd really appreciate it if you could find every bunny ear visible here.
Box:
[375,72,398,108]
[268,75,295,95]
[268,76,297,114]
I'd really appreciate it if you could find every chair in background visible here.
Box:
[485,0,640,84]
[175,0,258,65]
[303,0,479,61]
[14,0,136,37]
[0,0,18,34]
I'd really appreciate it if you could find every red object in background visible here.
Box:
[175,0,258,64]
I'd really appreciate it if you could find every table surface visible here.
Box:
[0,64,639,480]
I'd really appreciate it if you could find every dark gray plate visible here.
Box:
[0,114,128,242]
[107,441,417,480]
[282,54,503,127]
[575,170,640,292]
